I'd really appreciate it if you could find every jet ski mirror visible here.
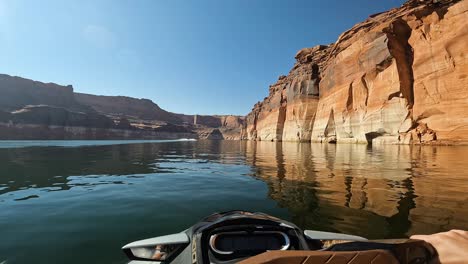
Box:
[122,233,189,262]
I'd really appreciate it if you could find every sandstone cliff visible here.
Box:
[243,0,468,144]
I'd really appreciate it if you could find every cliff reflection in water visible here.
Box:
[244,142,468,239]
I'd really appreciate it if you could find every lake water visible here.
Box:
[0,140,467,263]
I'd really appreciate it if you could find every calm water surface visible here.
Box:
[0,140,467,263]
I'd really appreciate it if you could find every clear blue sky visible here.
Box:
[0,0,404,115]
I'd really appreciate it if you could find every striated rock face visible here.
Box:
[408,0,468,143]
[244,0,468,144]
[243,45,329,142]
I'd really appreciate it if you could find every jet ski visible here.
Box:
[122,210,435,264]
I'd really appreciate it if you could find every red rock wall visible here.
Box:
[242,45,329,142]
[409,0,468,143]
[244,0,468,144]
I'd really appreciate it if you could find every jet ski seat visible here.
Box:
[239,250,399,264]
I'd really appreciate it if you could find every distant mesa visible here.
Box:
[0,73,244,140]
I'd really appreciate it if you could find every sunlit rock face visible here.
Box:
[243,45,329,142]
[408,0,468,143]
[244,0,468,144]
[242,78,288,141]
[312,23,412,144]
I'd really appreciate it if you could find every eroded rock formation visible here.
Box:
[242,46,329,142]
[244,0,468,144]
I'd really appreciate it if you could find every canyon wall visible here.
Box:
[243,0,468,144]
[243,46,328,142]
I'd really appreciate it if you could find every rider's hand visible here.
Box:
[411,230,468,264]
